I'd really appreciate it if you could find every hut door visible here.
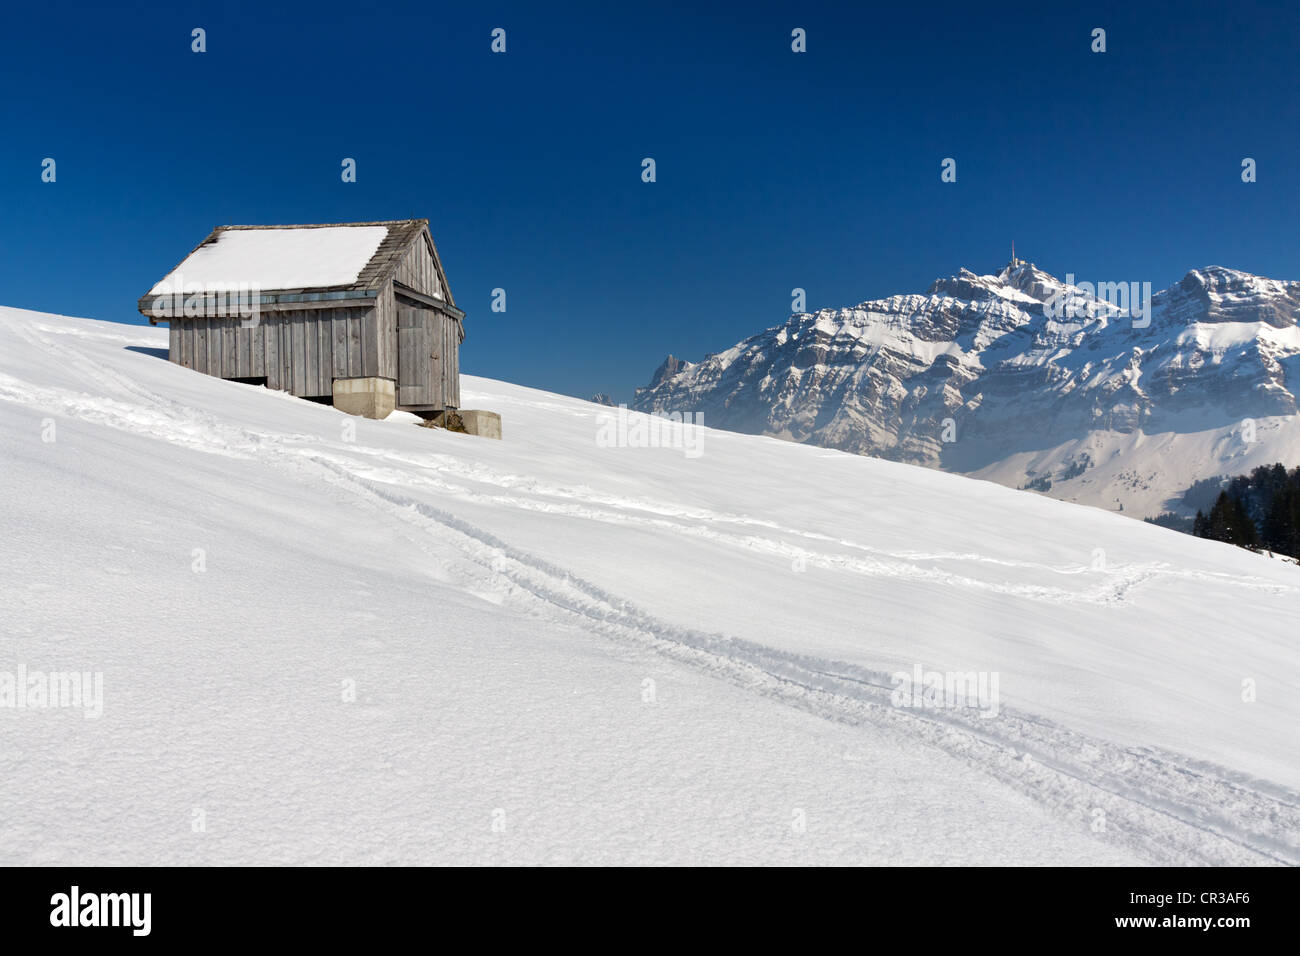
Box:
[397,306,431,406]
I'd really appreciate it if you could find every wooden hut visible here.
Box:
[137,220,465,418]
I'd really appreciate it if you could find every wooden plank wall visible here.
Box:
[442,315,460,408]
[374,281,397,381]
[164,275,459,410]
[395,306,444,407]
[390,299,462,410]
[394,238,443,299]
[429,311,445,408]
[168,307,380,397]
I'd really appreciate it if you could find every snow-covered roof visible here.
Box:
[144,220,433,296]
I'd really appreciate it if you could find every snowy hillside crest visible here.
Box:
[3,305,1300,865]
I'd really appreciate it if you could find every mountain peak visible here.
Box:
[634,261,1300,517]
[1180,264,1266,289]
[1162,265,1300,328]
[925,260,1061,304]
[645,354,693,390]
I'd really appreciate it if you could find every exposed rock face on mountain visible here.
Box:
[634,263,1300,517]
[645,354,694,390]
[589,393,616,406]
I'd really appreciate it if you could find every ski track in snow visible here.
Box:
[4,314,1298,866]
[0,359,1288,610]
[296,457,1300,867]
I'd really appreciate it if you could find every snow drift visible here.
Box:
[1,306,1298,865]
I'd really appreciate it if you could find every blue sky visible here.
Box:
[2,0,1297,400]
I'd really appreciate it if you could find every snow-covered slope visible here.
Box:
[634,264,1300,517]
[2,306,1298,865]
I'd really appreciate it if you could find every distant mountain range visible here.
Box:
[634,262,1300,518]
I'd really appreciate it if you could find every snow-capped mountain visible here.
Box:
[634,263,1300,517]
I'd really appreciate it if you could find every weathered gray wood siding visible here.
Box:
[394,238,444,299]
[396,305,445,408]
[374,281,397,381]
[443,317,461,408]
[169,307,381,397]
[429,312,446,408]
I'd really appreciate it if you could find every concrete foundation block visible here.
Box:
[332,377,395,420]
[457,409,502,439]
